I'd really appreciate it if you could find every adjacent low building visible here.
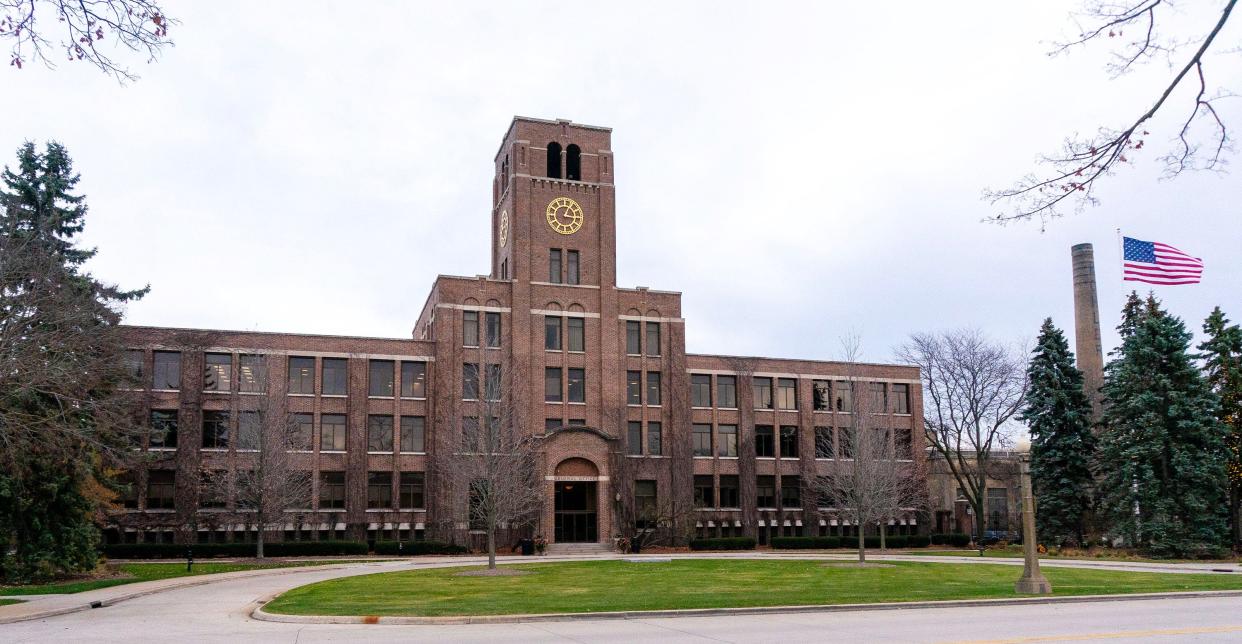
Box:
[113,117,926,548]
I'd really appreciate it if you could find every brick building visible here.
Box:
[113,117,925,548]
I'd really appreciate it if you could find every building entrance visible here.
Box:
[553,481,597,543]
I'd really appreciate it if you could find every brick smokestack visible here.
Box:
[1071,243,1105,420]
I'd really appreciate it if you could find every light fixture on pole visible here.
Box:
[1014,442,1051,594]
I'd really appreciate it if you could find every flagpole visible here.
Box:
[1116,228,1125,292]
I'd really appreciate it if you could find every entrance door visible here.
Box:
[554,481,597,542]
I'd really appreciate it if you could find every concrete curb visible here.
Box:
[251,589,1242,625]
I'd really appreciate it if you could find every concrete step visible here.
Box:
[545,542,612,555]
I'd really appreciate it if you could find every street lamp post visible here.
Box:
[1015,452,1051,594]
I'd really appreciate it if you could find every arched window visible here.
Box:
[546,142,562,179]
[566,144,581,181]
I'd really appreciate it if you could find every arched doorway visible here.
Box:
[553,458,598,543]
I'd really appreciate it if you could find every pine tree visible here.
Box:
[0,142,146,582]
[1199,307,1242,549]
[1095,296,1229,557]
[1021,318,1095,548]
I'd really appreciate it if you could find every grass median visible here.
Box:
[262,559,1242,617]
[0,560,367,596]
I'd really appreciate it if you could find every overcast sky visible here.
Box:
[3,1,1239,364]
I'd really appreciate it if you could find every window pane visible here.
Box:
[838,427,853,458]
[549,249,562,283]
[484,364,502,401]
[367,471,393,509]
[238,411,260,450]
[462,363,480,400]
[202,411,230,449]
[567,317,585,352]
[892,383,910,414]
[625,321,640,355]
[627,421,642,455]
[288,357,314,395]
[717,424,737,457]
[645,322,660,357]
[367,415,394,452]
[566,250,580,285]
[367,360,394,397]
[124,349,144,382]
[544,367,562,402]
[870,382,887,413]
[691,374,712,407]
[834,381,853,412]
[546,418,563,432]
[694,475,714,508]
[544,316,562,350]
[755,425,774,457]
[756,475,775,508]
[813,380,830,411]
[717,376,737,408]
[463,311,479,346]
[320,472,346,509]
[646,371,661,406]
[204,353,232,391]
[150,410,178,448]
[401,361,426,398]
[152,351,181,390]
[400,416,425,452]
[146,470,176,509]
[692,424,712,457]
[399,472,425,509]
[567,368,585,403]
[321,414,347,451]
[647,421,662,456]
[719,475,739,508]
[779,425,799,458]
[239,354,265,393]
[776,378,797,410]
[627,371,641,405]
[290,413,313,451]
[322,358,348,396]
[486,312,501,347]
[815,426,833,459]
[781,475,801,508]
[753,377,773,409]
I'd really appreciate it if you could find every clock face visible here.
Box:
[546,197,584,235]
[499,210,509,247]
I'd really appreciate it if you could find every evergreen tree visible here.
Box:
[1199,307,1242,549]
[1095,296,1229,557]
[1021,318,1095,548]
[0,142,146,582]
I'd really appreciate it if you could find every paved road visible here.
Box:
[2,554,1240,643]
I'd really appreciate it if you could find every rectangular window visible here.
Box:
[813,380,831,411]
[987,488,1009,532]
[892,383,911,414]
[485,363,502,401]
[544,367,562,402]
[834,381,853,412]
[399,472,424,509]
[627,421,642,456]
[566,250,580,285]
[322,358,348,396]
[814,426,833,459]
[320,414,347,451]
[546,418,563,432]
[647,421,662,456]
[625,321,641,355]
[237,411,260,450]
[549,249,562,284]
[568,418,585,428]
[485,312,501,347]
[152,351,181,390]
[288,356,314,395]
[124,349,144,382]
[719,475,740,508]
[692,424,712,457]
[150,410,178,449]
[871,382,888,413]
[401,361,426,398]
[368,360,394,397]
[635,480,657,526]
[779,425,799,459]
[838,427,853,459]
[755,425,775,457]
[717,375,737,408]
[204,353,232,392]
[717,424,738,457]
[463,310,480,347]
[146,470,175,510]
[694,475,714,508]
[544,316,562,350]
[753,377,773,409]
[756,475,776,508]
[646,371,661,406]
[627,371,641,405]
[320,472,346,510]
[567,317,585,352]
[201,410,230,449]
[776,378,797,410]
[691,374,712,407]
[367,415,394,452]
[462,363,480,400]
[398,416,425,453]
[895,427,912,459]
[367,471,393,509]
[284,413,312,451]
[197,471,224,509]
[567,368,585,403]
[239,354,265,393]
[645,322,660,357]
[781,475,801,509]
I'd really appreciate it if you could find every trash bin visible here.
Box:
[519,538,535,556]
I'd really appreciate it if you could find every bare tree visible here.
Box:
[813,334,928,563]
[437,354,541,569]
[896,329,1028,551]
[986,1,1238,225]
[200,353,311,559]
[608,441,696,552]
[2,0,174,81]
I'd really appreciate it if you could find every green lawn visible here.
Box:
[262,559,1242,617]
[0,598,21,606]
[0,560,358,596]
[902,549,1241,564]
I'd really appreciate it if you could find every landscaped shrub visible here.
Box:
[101,540,368,559]
[930,533,971,547]
[688,537,755,551]
[884,535,908,549]
[372,540,468,556]
[264,541,368,557]
[770,536,841,549]
[905,535,931,548]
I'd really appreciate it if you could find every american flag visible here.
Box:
[1122,236,1204,285]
